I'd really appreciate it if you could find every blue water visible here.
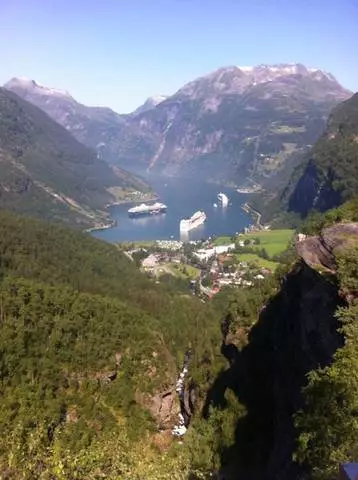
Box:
[91,176,251,243]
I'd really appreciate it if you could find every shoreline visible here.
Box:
[236,187,262,194]
[241,202,262,227]
[85,219,118,233]
[105,192,159,209]
[87,191,159,233]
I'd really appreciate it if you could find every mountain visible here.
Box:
[5,65,351,187]
[284,92,358,218]
[0,88,150,228]
[108,63,351,186]
[4,77,128,163]
[131,95,168,116]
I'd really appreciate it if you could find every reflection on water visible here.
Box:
[130,213,166,227]
[179,224,205,243]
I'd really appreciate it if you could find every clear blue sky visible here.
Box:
[0,0,357,113]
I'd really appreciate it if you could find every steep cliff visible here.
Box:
[286,93,358,218]
[210,223,358,479]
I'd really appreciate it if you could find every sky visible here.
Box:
[0,0,357,113]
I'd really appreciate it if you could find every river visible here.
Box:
[91,176,251,243]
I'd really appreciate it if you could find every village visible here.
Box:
[122,228,294,298]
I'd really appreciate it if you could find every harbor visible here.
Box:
[91,177,251,243]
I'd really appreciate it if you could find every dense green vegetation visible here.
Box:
[0,210,221,478]
[0,88,150,228]
[185,201,358,479]
[300,197,358,235]
[255,92,358,226]
[294,238,358,479]
[290,94,358,212]
[0,88,357,479]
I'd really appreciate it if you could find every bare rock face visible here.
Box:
[296,235,336,270]
[148,389,180,429]
[297,222,358,271]
[215,226,355,479]
[4,66,351,187]
[321,222,358,253]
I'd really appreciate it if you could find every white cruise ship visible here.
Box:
[180,211,206,231]
[217,192,229,206]
[128,202,167,217]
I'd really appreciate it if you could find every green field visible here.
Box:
[212,236,234,246]
[118,240,156,249]
[239,229,294,257]
[235,253,279,271]
[168,263,200,280]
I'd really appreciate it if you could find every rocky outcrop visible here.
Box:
[148,389,180,429]
[297,222,358,270]
[212,228,354,479]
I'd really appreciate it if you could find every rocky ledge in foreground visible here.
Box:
[296,223,358,271]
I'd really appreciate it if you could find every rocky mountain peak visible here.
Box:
[131,95,168,116]
[5,77,73,99]
[176,63,346,99]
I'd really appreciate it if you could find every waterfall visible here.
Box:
[172,351,191,437]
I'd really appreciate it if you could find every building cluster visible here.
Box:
[204,256,270,296]
[128,239,273,294]
[192,243,235,262]
[155,240,183,251]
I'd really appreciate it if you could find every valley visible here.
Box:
[0,52,357,480]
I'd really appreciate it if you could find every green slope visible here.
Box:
[0,89,150,228]
[256,93,358,225]
[288,93,358,217]
[0,210,219,478]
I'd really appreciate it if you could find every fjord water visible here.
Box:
[91,176,251,243]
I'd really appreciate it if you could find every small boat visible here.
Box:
[213,203,218,208]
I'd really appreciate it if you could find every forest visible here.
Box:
[1,199,358,479]
[0,210,221,478]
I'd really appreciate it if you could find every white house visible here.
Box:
[142,254,158,269]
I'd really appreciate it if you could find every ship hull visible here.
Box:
[129,207,167,217]
[180,217,206,231]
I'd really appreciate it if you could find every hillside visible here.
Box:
[4,77,128,163]
[0,88,150,228]
[5,65,350,189]
[0,210,220,478]
[194,200,358,479]
[287,92,358,217]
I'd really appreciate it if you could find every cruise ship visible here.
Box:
[180,211,206,231]
[217,192,229,206]
[128,202,167,217]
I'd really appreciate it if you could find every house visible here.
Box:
[142,254,158,269]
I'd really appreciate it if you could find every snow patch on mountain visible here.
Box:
[5,77,72,98]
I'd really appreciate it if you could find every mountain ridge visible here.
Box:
[4,64,351,188]
[286,92,358,218]
[0,88,150,227]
